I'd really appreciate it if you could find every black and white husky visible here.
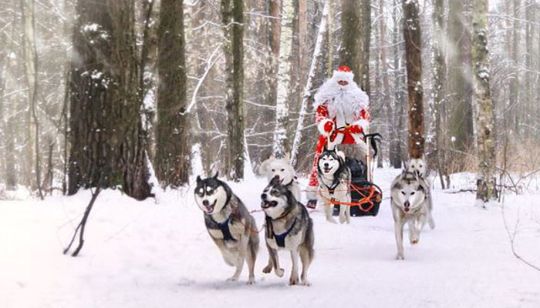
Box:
[194,174,260,284]
[390,170,435,260]
[317,147,352,224]
[261,176,314,286]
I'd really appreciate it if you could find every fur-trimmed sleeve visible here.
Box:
[315,104,329,123]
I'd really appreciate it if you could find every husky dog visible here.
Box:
[317,147,351,224]
[390,171,434,260]
[194,174,259,284]
[405,157,428,178]
[404,157,435,228]
[259,154,302,202]
[261,176,314,286]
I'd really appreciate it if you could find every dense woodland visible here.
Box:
[0,0,539,202]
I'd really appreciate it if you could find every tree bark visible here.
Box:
[448,0,474,154]
[290,0,329,167]
[402,0,424,159]
[273,0,294,155]
[432,0,449,188]
[222,0,245,180]
[390,0,404,168]
[155,0,190,188]
[68,0,151,200]
[20,0,43,199]
[340,0,371,92]
[472,0,497,203]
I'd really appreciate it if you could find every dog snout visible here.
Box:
[324,163,329,168]
[202,200,209,206]
[261,193,267,200]
[404,201,410,208]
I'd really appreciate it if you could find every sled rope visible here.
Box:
[318,182,382,213]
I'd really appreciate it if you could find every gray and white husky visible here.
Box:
[404,157,435,228]
[194,174,259,284]
[390,170,435,260]
[317,147,351,224]
[259,154,302,202]
[261,176,314,286]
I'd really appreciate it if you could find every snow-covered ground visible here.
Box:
[1,168,540,308]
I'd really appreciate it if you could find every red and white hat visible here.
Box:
[333,65,354,83]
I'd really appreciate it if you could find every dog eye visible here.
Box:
[401,191,405,195]
[280,169,284,172]
[271,169,275,172]
[411,192,415,195]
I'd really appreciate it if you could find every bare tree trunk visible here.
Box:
[472,0,496,204]
[273,0,294,155]
[290,0,329,167]
[524,0,534,139]
[340,0,371,92]
[222,0,245,180]
[448,0,474,155]
[20,0,43,199]
[155,0,190,188]
[402,0,424,159]
[432,0,449,188]
[68,0,151,200]
[510,0,521,135]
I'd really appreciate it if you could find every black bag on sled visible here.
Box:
[333,157,382,217]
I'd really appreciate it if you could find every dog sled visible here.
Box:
[330,132,383,217]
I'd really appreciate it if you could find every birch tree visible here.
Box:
[402,0,424,159]
[273,0,294,155]
[472,0,496,204]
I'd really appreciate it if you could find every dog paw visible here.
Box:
[396,253,404,260]
[246,277,256,285]
[410,239,419,245]
[339,216,347,224]
[227,276,239,282]
[289,276,299,286]
[326,217,337,224]
[276,268,285,277]
[262,265,272,274]
[301,279,311,286]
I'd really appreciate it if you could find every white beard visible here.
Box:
[314,75,369,122]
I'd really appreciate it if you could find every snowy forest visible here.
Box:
[0,0,538,198]
[2,0,540,307]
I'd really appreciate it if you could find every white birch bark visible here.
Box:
[273,0,294,155]
[290,0,329,166]
[472,0,496,204]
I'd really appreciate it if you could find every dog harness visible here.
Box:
[266,216,297,248]
[209,216,237,242]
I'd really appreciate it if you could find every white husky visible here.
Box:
[259,154,302,202]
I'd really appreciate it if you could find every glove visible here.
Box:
[317,119,334,136]
[351,119,369,134]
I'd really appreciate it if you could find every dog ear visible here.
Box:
[284,152,291,161]
[258,159,270,175]
[212,172,219,179]
[196,175,202,183]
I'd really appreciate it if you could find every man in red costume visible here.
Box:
[306,66,370,209]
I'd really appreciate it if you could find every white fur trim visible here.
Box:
[317,119,333,136]
[353,119,370,131]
